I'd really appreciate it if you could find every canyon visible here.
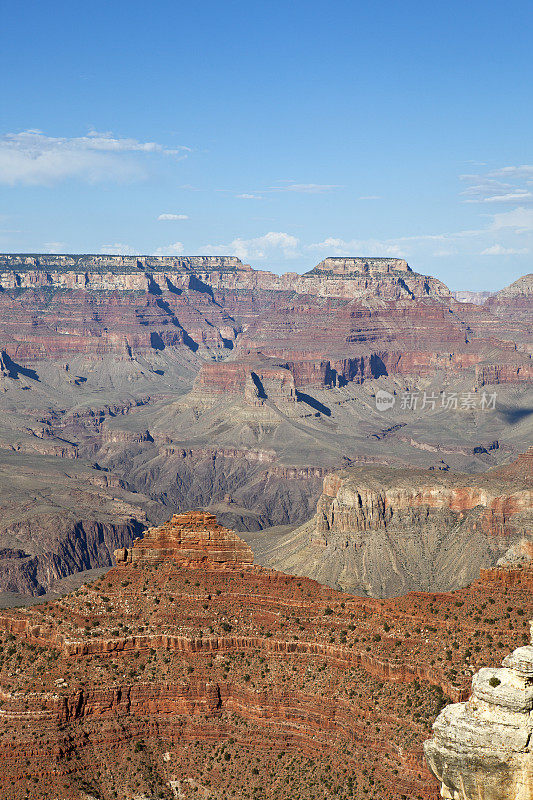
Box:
[0,252,530,797]
[0,253,531,597]
[1,509,533,799]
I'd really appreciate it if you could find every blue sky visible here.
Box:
[1,0,532,289]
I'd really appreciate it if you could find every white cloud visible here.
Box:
[432,249,458,257]
[358,195,381,200]
[308,237,404,257]
[154,242,184,255]
[157,213,189,221]
[270,181,341,194]
[100,243,140,255]
[481,191,533,203]
[202,231,300,261]
[481,244,529,256]
[460,166,533,204]
[44,241,67,253]
[490,207,533,233]
[0,130,189,186]
[490,165,533,180]
[235,193,262,199]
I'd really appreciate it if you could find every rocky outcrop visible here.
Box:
[193,357,298,402]
[2,510,533,799]
[425,621,533,800]
[0,252,450,300]
[313,256,411,273]
[114,510,253,567]
[485,274,533,324]
[255,456,533,597]
[475,361,533,386]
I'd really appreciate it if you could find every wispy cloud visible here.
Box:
[202,231,300,261]
[157,213,189,221]
[460,165,533,204]
[307,203,533,263]
[154,242,184,255]
[481,244,529,256]
[0,130,190,186]
[358,195,381,201]
[44,241,67,253]
[308,237,403,257]
[235,193,263,200]
[100,243,140,255]
[270,181,342,194]
[491,207,533,232]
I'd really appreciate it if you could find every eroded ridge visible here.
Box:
[114,511,254,567]
[1,512,533,799]
[425,621,533,800]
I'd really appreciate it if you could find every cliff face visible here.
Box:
[255,455,533,597]
[0,514,146,595]
[485,273,533,324]
[425,621,533,800]
[0,252,449,300]
[0,254,530,394]
[0,455,154,595]
[0,254,530,602]
[2,511,533,799]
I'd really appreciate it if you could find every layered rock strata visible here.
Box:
[0,510,444,799]
[0,253,450,300]
[0,253,530,397]
[425,621,533,800]
[255,454,533,597]
[1,511,533,799]
[114,511,254,566]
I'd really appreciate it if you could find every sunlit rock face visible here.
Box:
[424,622,533,800]
[114,510,254,567]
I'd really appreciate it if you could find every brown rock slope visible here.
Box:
[485,273,533,324]
[254,451,533,597]
[1,511,533,798]
[0,453,152,595]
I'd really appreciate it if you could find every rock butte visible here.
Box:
[425,621,533,800]
[114,511,254,567]
[255,451,533,597]
[1,510,533,798]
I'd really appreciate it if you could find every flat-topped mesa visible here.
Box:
[0,251,451,300]
[424,622,533,800]
[311,256,411,275]
[0,253,244,274]
[114,511,254,568]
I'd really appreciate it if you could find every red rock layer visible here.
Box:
[1,511,533,799]
[0,257,530,393]
[114,511,254,567]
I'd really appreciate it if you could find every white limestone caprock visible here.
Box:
[424,622,533,800]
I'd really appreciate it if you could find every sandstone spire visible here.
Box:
[425,621,533,799]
